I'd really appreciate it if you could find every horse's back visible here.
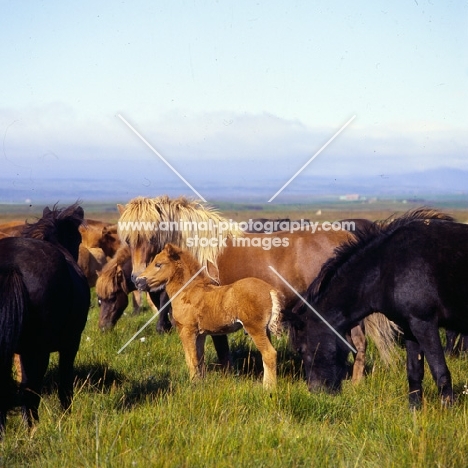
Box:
[0,237,90,351]
[217,230,351,306]
[379,220,468,330]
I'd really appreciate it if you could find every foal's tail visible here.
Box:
[363,313,401,366]
[268,290,284,337]
[0,269,27,409]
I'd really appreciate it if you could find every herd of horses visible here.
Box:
[1,196,468,435]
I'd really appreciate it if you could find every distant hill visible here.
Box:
[0,167,467,204]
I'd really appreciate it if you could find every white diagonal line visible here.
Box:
[117,265,206,354]
[267,115,356,203]
[268,266,357,353]
[117,113,207,202]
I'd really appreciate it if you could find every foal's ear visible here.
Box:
[117,204,125,215]
[165,243,180,260]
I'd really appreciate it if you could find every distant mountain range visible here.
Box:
[1,167,467,204]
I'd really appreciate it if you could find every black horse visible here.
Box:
[285,208,467,408]
[0,204,90,436]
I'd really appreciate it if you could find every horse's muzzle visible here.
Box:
[134,276,148,291]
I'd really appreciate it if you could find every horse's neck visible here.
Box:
[321,263,381,328]
[165,264,204,298]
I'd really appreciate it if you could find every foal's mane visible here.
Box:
[96,246,131,297]
[22,203,85,242]
[308,208,455,303]
[118,195,243,274]
[166,244,213,286]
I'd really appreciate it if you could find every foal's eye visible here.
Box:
[155,263,162,268]
[98,298,102,306]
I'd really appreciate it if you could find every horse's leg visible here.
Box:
[57,339,81,411]
[130,290,143,315]
[350,323,366,384]
[409,321,453,405]
[444,329,459,356]
[20,351,50,427]
[145,291,159,314]
[178,326,202,381]
[405,337,425,409]
[196,334,207,378]
[211,335,231,370]
[153,291,172,333]
[243,326,277,389]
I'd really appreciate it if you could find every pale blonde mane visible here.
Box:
[118,195,243,278]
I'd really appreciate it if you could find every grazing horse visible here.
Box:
[96,245,160,331]
[117,196,397,379]
[135,243,282,389]
[284,208,466,408]
[0,204,90,436]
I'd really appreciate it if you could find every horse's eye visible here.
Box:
[98,298,102,306]
[155,263,161,268]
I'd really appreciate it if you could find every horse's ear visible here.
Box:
[117,204,125,215]
[116,265,124,281]
[43,206,52,216]
[74,206,85,221]
[281,310,306,330]
[165,243,181,260]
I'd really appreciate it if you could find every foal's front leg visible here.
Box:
[178,326,204,381]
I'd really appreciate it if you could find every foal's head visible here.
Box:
[135,244,200,291]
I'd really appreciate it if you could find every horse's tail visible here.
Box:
[0,269,27,409]
[268,290,283,337]
[363,313,401,366]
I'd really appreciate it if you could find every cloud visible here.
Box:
[1,106,466,185]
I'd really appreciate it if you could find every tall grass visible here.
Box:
[2,295,468,467]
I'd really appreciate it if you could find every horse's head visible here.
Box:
[23,203,85,261]
[284,305,349,393]
[99,225,121,258]
[134,243,183,292]
[96,265,129,331]
[117,195,241,287]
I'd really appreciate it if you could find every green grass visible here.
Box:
[2,295,468,467]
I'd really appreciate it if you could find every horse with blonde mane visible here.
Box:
[135,243,283,389]
[118,195,397,381]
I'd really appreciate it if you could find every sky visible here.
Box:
[1,0,467,202]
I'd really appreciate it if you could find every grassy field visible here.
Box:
[1,295,468,467]
[2,201,468,467]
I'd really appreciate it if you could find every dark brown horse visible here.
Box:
[0,204,90,436]
[117,196,396,377]
[285,208,465,407]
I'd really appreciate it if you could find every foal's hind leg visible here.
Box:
[350,323,366,384]
[244,326,277,389]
